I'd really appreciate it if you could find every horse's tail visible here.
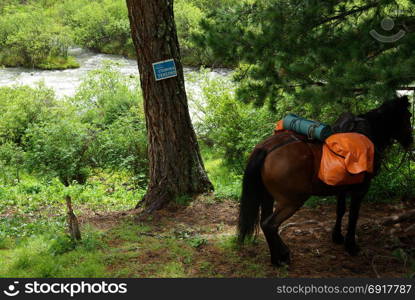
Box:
[238,148,268,243]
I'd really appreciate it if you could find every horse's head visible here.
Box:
[363,96,413,150]
[391,96,413,149]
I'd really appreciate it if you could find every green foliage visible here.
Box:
[72,62,142,127]
[0,85,57,145]
[187,236,207,248]
[57,0,134,57]
[36,56,79,70]
[72,63,148,185]
[0,64,149,190]
[24,119,95,186]
[366,145,415,201]
[203,155,242,200]
[0,5,76,69]
[0,173,142,228]
[175,0,218,66]
[0,230,107,278]
[0,0,238,67]
[0,142,24,184]
[191,70,275,173]
[198,0,415,106]
[94,114,148,186]
[56,0,234,66]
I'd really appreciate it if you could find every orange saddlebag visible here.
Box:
[274,120,284,133]
[318,133,374,186]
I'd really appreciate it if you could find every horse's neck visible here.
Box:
[369,123,390,175]
[365,114,393,153]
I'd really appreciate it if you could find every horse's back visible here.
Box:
[258,133,363,198]
[259,133,319,198]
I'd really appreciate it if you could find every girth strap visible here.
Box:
[268,134,302,154]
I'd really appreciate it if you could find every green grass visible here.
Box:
[0,229,106,277]
[204,155,242,200]
[0,159,412,278]
[0,54,79,70]
[0,170,146,278]
[0,171,144,220]
[36,56,80,70]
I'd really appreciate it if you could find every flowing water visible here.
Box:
[0,48,231,99]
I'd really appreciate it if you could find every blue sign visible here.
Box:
[152,59,177,81]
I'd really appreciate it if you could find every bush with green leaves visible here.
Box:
[24,119,96,186]
[0,85,58,145]
[54,0,236,66]
[56,0,134,57]
[93,111,148,187]
[0,0,239,67]
[0,5,78,69]
[366,145,415,202]
[192,71,275,173]
[174,0,221,66]
[0,142,24,184]
[72,63,148,185]
[72,62,141,126]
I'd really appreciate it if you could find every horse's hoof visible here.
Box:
[332,232,344,244]
[271,252,291,267]
[345,243,360,256]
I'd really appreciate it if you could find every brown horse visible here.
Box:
[238,96,413,266]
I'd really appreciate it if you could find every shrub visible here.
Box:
[71,63,148,185]
[367,145,415,201]
[0,5,77,69]
[0,142,24,184]
[175,0,214,66]
[58,0,134,57]
[93,110,148,186]
[71,62,142,127]
[193,71,275,173]
[0,85,58,145]
[24,118,96,186]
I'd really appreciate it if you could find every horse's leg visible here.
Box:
[344,191,364,256]
[332,193,346,244]
[261,195,305,266]
[260,190,274,225]
[259,191,276,261]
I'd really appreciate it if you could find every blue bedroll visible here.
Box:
[283,114,333,142]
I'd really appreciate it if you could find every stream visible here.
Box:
[0,48,231,99]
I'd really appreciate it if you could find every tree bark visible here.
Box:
[126,0,213,213]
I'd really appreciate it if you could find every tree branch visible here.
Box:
[316,2,379,27]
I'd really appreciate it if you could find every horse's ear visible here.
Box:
[398,95,410,107]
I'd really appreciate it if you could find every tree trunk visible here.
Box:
[126,0,213,213]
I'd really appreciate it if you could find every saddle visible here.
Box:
[332,112,372,138]
[274,112,375,186]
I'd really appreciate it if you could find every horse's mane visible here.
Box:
[360,96,408,121]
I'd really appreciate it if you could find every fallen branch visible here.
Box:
[371,254,406,278]
[382,209,415,226]
[404,223,415,233]
[66,195,82,241]
[279,220,319,234]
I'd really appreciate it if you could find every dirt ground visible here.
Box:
[83,197,415,278]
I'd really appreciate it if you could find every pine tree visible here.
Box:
[126,0,213,213]
[197,0,415,109]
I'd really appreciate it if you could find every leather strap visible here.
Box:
[268,135,302,154]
